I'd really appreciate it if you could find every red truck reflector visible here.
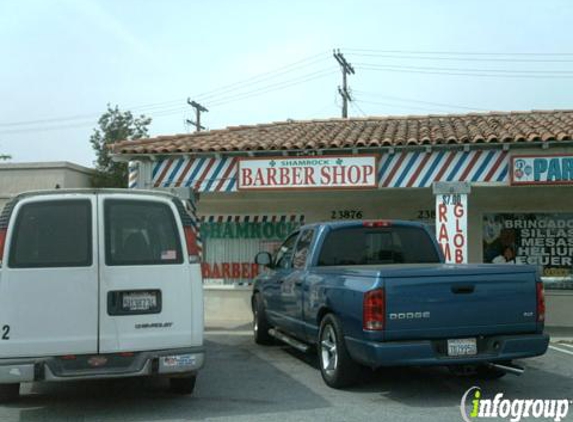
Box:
[363,289,385,330]
[536,282,545,322]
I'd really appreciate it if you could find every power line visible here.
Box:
[345,48,573,56]
[356,63,573,75]
[352,90,488,111]
[354,99,451,114]
[357,64,573,79]
[346,52,573,63]
[208,69,335,107]
[0,52,330,129]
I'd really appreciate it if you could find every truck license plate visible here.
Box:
[122,292,157,311]
[447,338,477,357]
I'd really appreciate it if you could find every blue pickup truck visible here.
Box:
[251,220,549,388]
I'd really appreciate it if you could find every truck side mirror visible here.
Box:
[255,252,273,268]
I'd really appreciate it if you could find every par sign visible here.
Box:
[435,193,468,264]
[238,155,377,191]
[511,154,573,185]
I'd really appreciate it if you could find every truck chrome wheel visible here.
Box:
[320,325,338,376]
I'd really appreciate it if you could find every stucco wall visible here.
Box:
[0,162,94,209]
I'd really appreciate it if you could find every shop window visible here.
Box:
[200,215,304,286]
[483,213,573,290]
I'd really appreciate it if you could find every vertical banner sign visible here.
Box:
[436,193,468,263]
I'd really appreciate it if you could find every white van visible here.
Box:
[0,189,204,401]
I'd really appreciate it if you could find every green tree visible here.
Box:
[90,104,151,187]
[0,154,11,161]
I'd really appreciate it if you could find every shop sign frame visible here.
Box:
[510,154,573,186]
[237,154,378,191]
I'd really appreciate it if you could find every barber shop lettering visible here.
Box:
[202,262,260,279]
[201,221,300,240]
[238,155,377,190]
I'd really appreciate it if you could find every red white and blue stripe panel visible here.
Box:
[200,214,306,223]
[137,150,509,192]
[378,150,508,188]
[152,157,237,192]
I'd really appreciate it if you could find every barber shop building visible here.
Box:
[112,109,573,326]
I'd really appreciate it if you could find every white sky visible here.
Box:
[1,0,572,167]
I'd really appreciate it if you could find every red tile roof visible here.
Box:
[111,110,573,155]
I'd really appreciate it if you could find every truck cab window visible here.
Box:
[274,233,298,269]
[293,229,314,269]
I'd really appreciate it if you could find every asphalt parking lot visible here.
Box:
[1,324,572,422]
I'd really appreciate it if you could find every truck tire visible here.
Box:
[169,375,197,395]
[0,383,20,403]
[318,314,360,389]
[252,293,274,345]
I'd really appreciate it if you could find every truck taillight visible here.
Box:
[0,228,6,264]
[363,221,391,228]
[363,289,385,331]
[536,282,545,322]
[183,226,201,264]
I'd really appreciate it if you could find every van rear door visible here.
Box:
[97,194,196,353]
[0,195,98,358]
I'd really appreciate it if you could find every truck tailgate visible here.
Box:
[383,265,538,340]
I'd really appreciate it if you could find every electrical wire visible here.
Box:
[351,90,488,111]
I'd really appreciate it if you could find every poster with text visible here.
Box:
[483,213,573,289]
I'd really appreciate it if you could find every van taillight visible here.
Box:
[0,228,6,263]
[363,289,385,330]
[183,226,200,263]
[536,282,545,322]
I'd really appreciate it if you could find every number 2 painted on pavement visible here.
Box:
[2,325,9,340]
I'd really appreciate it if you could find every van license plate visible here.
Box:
[447,338,477,357]
[122,292,157,311]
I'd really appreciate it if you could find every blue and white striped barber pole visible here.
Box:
[128,161,139,189]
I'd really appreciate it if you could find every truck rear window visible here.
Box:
[105,200,183,266]
[9,200,92,268]
[317,226,440,266]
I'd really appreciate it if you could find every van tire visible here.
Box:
[0,383,20,403]
[318,314,360,389]
[253,293,273,345]
[169,375,197,395]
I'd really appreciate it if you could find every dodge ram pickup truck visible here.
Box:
[251,220,549,388]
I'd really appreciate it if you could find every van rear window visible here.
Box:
[105,200,183,266]
[317,226,440,266]
[9,200,92,268]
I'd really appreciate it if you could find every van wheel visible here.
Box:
[169,375,197,395]
[253,293,273,345]
[0,383,20,403]
[318,314,360,389]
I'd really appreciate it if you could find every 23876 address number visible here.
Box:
[331,210,363,219]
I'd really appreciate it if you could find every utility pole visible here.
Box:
[186,98,208,132]
[333,49,355,118]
